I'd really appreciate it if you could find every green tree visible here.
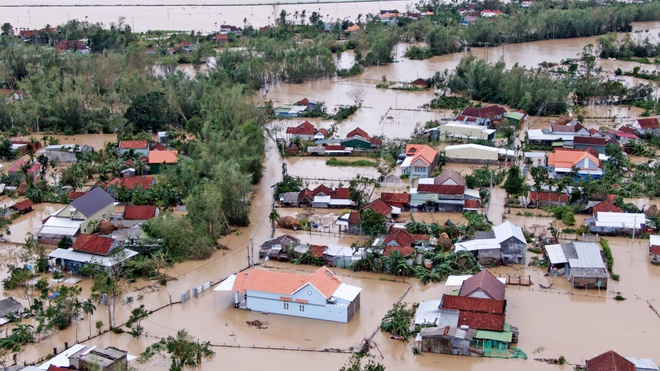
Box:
[126,304,150,338]
[82,299,96,339]
[268,209,280,238]
[503,165,526,199]
[139,329,215,370]
[359,209,386,236]
[125,91,174,133]
[1,23,13,36]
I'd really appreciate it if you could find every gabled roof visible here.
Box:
[404,144,438,167]
[72,234,116,256]
[346,127,369,140]
[362,199,392,217]
[592,200,622,214]
[635,117,659,129]
[492,221,526,245]
[586,350,635,371]
[380,192,410,204]
[119,140,149,150]
[7,158,26,173]
[260,234,300,248]
[440,294,506,331]
[459,270,506,300]
[551,124,580,133]
[71,187,115,217]
[332,187,350,200]
[298,189,313,202]
[417,184,465,195]
[384,229,414,248]
[286,121,316,135]
[232,266,344,299]
[148,150,178,164]
[122,176,155,190]
[434,168,466,186]
[312,184,332,196]
[0,297,23,318]
[462,105,506,119]
[347,24,360,32]
[123,205,158,220]
[547,148,600,169]
[348,211,360,224]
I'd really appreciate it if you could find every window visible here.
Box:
[283,302,289,310]
[414,166,426,173]
[299,304,305,312]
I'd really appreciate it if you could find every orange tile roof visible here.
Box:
[384,245,415,257]
[67,191,87,200]
[148,150,178,164]
[405,144,438,166]
[592,200,622,214]
[362,198,392,216]
[119,140,149,149]
[380,192,410,205]
[72,234,116,256]
[232,266,342,299]
[11,199,33,212]
[547,148,599,169]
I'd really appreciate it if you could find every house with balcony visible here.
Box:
[400,144,439,178]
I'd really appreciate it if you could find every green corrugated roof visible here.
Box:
[475,323,513,342]
[504,112,524,120]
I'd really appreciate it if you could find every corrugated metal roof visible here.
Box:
[625,357,659,370]
[71,188,114,217]
[414,300,441,325]
[48,248,138,267]
[650,235,660,247]
[332,283,361,301]
[546,244,568,264]
[569,242,605,269]
[594,212,647,229]
[493,221,526,244]
[454,239,501,251]
[474,329,513,342]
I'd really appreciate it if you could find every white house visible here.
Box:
[585,212,648,234]
[400,144,438,178]
[226,267,361,323]
[430,121,496,141]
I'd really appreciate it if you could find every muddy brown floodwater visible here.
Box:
[2,10,660,370]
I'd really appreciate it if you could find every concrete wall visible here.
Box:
[500,238,526,265]
[445,148,498,161]
[119,148,149,158]
[246,286,350,322]
[80,203,115,234]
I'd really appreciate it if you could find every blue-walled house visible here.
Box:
[230,267,361,323]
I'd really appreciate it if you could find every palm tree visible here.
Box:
[82,300,96,339]
[268,209,280,238]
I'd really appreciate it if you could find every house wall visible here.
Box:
[45,149,78,163]
[574,144,605,154]
[118,148,149,158]
[476,248,501,266]
[80,203,115,234]
[245,285,350,322]
[421,336,471,355]
[500,238,526,265]
[571,276,607,289]
[342,138,371,149]
[651,253,660,264]
[409,159,431,178]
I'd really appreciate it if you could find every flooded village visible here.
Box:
[1,0,660,370]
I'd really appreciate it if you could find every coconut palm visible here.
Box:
[268,208,280,238]
[82,299,96,339]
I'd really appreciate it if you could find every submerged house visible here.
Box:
[650,235,660,264]
[227,267,361,323]
[546,242,608,290]
[400,144,439,178]
[586,350,658,371]
[258,234,300,260]
[47,234,138,274]
[585,212,648,235]
[414,168,480,212]
[455,221,526,265]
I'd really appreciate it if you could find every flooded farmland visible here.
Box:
[1,2,660,369]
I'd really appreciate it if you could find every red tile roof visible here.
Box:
[7,158,26,173]
[529,191,569,203]
[380,192,410,205]
[592,200,622,214]
[457,310,506,332]
[586,350,635,371]
[67,191,87,201]
[308,245,327,257]
[410,78,428,87]
[119,140,149,149]
[233,266,342,299]
[122,176,155,190]
[384,229,414,247]
[551,124,579,133]
[346,127,370,139]
[28,163,41,173]
[574,136,607,146]
[417,184,465,195]
[333,187,350,200]
[325,145,346,151]
[370,137,382,146]
[151,142,168,151]
[618,125,637,134]
[459,270,506,300]
[286,121,316,136]
[11,199,33,212]
[124,205,158,220]
[462,105,506,119]
[384,245,415,257]
[312,184,332,196]
[72,234,116,256]
[362,199,392,217]
[298,189,313,202]
[297,98,309,106]
[464,199,480,209]
[441,294,506,331]
[635,117,659,129]
[348,210,360,224]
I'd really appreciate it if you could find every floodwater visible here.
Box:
[2,0,416,33]
[2,9,660,371]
